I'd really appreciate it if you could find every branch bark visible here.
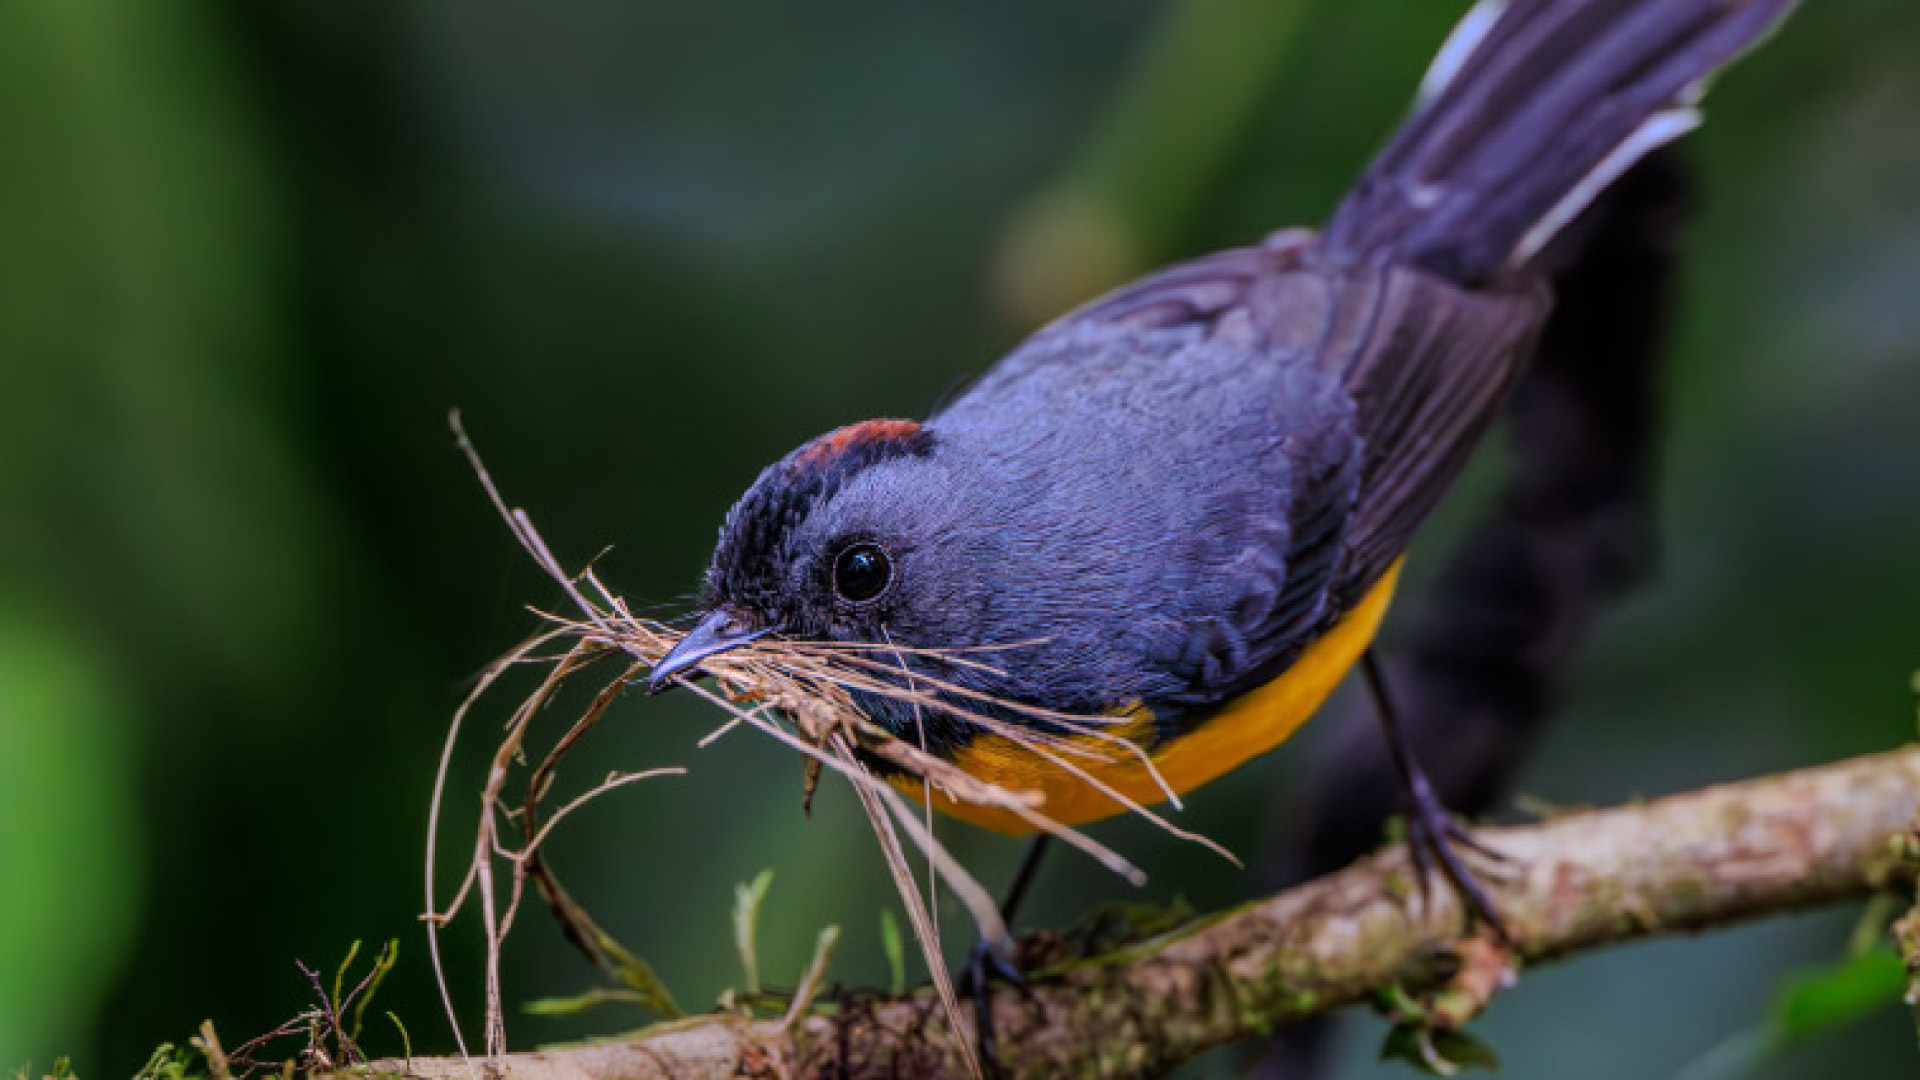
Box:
[381,745,1920,1080]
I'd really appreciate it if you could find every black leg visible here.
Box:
[1362,650,1509,939]
[967,835,1051,1074]
[997,834,1051,924]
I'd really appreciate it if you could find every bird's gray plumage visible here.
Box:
[683,0,1797,759]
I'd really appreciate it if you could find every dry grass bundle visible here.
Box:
[425,415,1235,1076]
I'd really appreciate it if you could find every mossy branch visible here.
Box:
[1890,810,1920,1047]
[376,745,1920,1080]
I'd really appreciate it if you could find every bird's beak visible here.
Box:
[647,608,768,694]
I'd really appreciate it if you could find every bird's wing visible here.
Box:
[1018,246,1547,707]
[1192,261,1549,708]
[1322,262,1550,609]
[1076,248,1549,631]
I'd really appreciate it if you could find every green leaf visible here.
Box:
[787,925,842,1018]
[524,988,655,1017]
[131,1043,201,1080]
[1665,944,1908,1080]
[1773,945,1907,1042]
[879,909,905,996]
[345,940,399,1043]
[1379,1024,1502,1077]
[590,925,682,1018]
[733,870,775,995]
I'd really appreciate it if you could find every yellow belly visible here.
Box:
[890,561,1402,834]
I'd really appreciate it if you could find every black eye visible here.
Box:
[832,542,892,603]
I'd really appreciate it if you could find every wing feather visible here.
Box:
[1028,246,1547,712]
[1330,264,1549,606]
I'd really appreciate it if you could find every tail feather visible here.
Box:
[1321,0,1794,283]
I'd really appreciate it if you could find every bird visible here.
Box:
[646,0,1797,1040]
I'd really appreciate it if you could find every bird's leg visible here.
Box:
[965,834,1050,1071]
[1361,650,1510,939]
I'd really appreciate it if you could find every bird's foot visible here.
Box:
[1404,787,1511,941]
[959,935,1037,1076]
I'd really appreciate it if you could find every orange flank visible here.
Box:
[892,561,1403,834]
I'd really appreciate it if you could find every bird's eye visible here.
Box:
[832,542,892,603]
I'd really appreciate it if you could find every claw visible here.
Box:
[1405,821,1437,913]
[1405,795,1510,942]
[962,936,1041,1076]
[965,937,1013,1073]
[1360,652,1513,941]
[1443,821,1512,865]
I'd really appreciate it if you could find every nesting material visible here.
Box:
[424,416,1232,1070]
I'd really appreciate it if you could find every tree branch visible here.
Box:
[380,745,1920,1080]
[1890,812,1920,1047]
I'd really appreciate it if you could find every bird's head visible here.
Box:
[648,419,968,708]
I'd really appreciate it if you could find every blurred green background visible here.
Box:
[2,0,1917,1077]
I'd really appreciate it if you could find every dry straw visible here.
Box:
[424,414,1236,1076]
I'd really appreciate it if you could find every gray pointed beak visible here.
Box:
[648,609,768,694]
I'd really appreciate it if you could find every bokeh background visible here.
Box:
[3,0,1918,1077]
